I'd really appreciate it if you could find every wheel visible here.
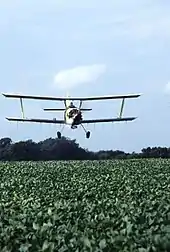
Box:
[86,131,90,139]
[57,131,61,139]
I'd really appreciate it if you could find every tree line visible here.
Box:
[0,137,170,161]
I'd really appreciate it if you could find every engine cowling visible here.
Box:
[73,111,83,125]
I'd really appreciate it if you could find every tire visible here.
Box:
[86,131,90,139]
[57,131,61,139]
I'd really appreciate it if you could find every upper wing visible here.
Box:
[2,93,67,101]
[75,94,141,101]
[2,93,141,101]
[81,117,137,124]
[6,117,65,124]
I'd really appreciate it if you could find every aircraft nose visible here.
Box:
[73,111,82,123]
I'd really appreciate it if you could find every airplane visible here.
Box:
[2,92,141,139]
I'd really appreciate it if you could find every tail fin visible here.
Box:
[66,91,71,107]
[66,91,69,98]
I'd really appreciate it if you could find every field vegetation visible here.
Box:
[0,159,170,251]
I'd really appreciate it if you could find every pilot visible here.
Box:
[70,102,75,108]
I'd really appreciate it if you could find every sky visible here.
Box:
[0,0,170,152]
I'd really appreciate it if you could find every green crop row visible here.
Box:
[0,159,170,251]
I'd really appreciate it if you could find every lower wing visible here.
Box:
[5,116,136,124]
[81,117,137,124]
[6,117,65,124]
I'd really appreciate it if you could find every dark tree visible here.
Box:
[10,140,40,161]
[0,137,12,160]
[0,137,170,161]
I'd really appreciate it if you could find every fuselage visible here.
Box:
[64,101,83,128]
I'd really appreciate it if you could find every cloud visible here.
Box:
[53,64,106,89]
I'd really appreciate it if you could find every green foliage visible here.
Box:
[0,159,170,251]
[1,137,170,161]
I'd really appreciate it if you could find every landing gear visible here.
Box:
[71,125,77,129]
[57,131,61,139]
[81,124,91,139]
[86,131,90,139]
[57,124,65,139]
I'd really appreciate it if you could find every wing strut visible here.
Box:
[119,98,125,118]
[20,98,25,119]
[79,100,82,109]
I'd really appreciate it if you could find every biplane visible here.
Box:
[2,93,141,139]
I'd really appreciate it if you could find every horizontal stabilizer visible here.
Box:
[43,108,92,111]
[43,108,65,111]
[80,108,92,111]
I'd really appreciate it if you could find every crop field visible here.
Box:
[0,159,170,252]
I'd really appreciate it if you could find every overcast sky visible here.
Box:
[1,0,170,152]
